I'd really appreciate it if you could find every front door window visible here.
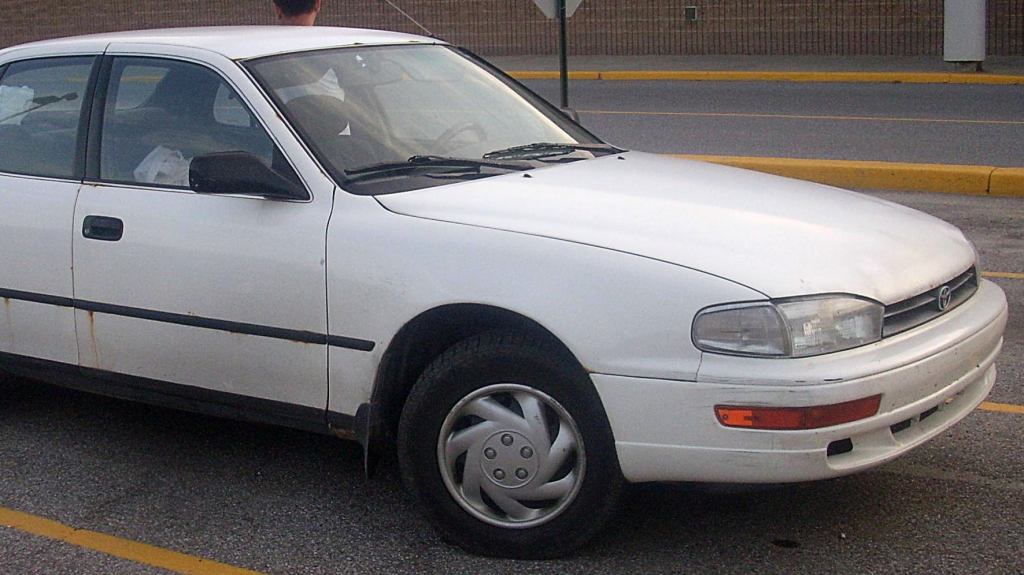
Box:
[99,57,298,189]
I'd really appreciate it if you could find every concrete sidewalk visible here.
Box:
[490,55,1024,84]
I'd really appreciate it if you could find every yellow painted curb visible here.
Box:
[510,70,601,80]
[990,168,1024,196]
[0,506,263,575]
[670,154,1024,196]
[508,70,1024,85]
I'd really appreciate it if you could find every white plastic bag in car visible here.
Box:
[134,145,192,187]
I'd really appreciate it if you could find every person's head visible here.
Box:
[273,0,321,26]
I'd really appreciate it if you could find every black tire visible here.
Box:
[397,330,622,559]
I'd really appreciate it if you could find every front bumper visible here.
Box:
[593,279,1007,484]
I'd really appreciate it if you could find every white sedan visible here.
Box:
[0,27,1007,558]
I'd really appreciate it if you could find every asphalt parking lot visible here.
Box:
[521,79,1024,166]
[1,190,1022,575]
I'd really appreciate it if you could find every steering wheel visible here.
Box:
[432,121,486,153]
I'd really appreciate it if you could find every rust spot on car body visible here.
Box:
[3,298,13,346]
[330,427,358,441]
[86,310,101,367]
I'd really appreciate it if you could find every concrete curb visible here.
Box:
[670,155,1024,196]
[509,70,1024,85]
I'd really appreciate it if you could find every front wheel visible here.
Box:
[397,331,622,558]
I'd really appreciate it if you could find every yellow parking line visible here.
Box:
[982,271,1024,280]
[582,109,1024,126]
[0,506,263,575]
[980,402,1024,415]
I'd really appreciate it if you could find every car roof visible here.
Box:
[0,26,443,61]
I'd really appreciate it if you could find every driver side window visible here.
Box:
[99,57,297,189]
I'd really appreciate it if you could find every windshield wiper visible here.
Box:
[482,142,621,161]
[343,155,531,183]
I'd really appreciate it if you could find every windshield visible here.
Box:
[245,44,615,194]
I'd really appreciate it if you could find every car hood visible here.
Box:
[375,152,975,303]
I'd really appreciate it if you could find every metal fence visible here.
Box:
[2,0,1021,56]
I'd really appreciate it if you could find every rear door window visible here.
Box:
[0,57,94,179]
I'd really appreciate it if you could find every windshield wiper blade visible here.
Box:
[344,155,531,182]
[482,142,620,161]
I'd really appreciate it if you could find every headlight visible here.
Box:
[693,296,883,358]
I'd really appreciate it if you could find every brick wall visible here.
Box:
[1,1,1021,56]
[989,0,1024,54]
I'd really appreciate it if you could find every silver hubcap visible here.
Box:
[437,384,586,529]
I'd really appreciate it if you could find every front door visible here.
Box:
[72,55,333,421]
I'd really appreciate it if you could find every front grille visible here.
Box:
[883,267,978,337]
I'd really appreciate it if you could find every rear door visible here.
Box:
[71,49,335,424]
[0,55,96,365]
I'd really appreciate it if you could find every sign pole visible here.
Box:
[558,0,569,108]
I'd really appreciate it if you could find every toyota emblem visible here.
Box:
[937,285,952,311]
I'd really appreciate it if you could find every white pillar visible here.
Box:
[944,0,986,69]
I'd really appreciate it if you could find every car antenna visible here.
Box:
[379,0,442,40]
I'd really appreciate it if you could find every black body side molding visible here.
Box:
[0,287,375,352]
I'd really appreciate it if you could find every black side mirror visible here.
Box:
[190,152,306,200]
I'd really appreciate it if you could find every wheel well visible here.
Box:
[370,304,574,449]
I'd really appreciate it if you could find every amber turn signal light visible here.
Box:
[715,395,882,430]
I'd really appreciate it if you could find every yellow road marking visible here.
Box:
[982,271,1024,280]
[980,402,1024,415]
[582,109,1024,126]
[0,506,263,575]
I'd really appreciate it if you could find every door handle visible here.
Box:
[82,216,124,241]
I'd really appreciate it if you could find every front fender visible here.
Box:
[325,197,763,418]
